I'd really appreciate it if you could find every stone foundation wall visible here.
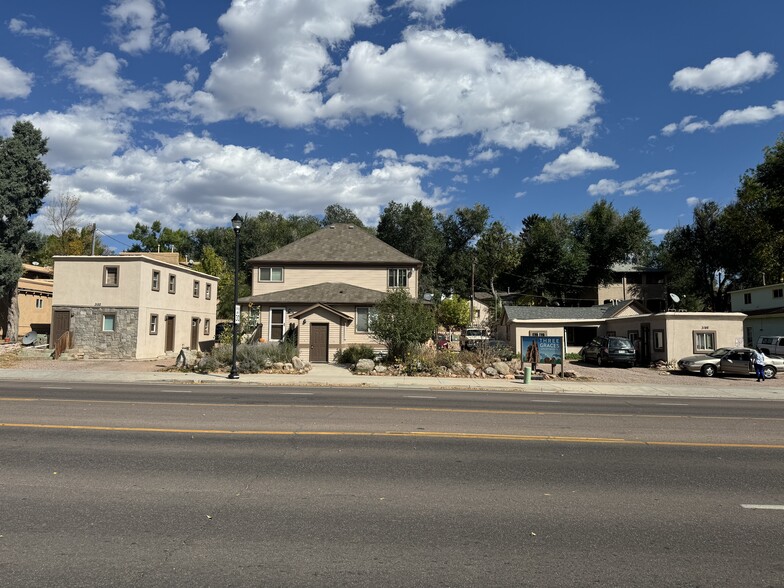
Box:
[71,306,139,359]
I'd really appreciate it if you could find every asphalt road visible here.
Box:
[2,381,783,587]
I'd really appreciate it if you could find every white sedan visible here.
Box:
[677,347,782,378]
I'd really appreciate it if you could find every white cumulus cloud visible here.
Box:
[0,57,33,99]
[588,170,678,196]
[106,0,164,54]
[8,18,53,38]
[662,101,784,135]
[323,28,602,150]
[167,28,210,55]
[392,0,460,21]
[670,51,777,93]
[531,147,617,182]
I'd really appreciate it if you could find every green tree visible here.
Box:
[369,289,437,361]
[572,200,651,287]
[475,220,521,301]
[516,214,588,304]
[128,220,195,260]
[436,295,470,330]
[437,204,489,297]
[195,245,244,319]
[376,201,444,297]
[321,203,365,228]
[0,121,51,340]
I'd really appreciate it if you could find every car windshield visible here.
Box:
[466,329,486,337]
[707,348,732,358]
[608,338,633,350]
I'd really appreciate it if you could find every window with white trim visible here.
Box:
[269,308,286,341]
[168,274,176,294]
[103,266,119,287]
[205,283,212,300]
[150,314,158,335]
[151,270,160,291]
[204,318,211,336]
[258,267,283,282]
[193,280,200,298]
[693,330,716,353]
[653,329,665,351]
[35,298,43,309]
[388,268,408,288]
[356,307,375,333]
[103,314,116,332]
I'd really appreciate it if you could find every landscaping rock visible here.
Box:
[484,366,498,377]
[492,361,511,375]
[291,356,305,370]
[273,362,285,370]
[374,364,387,373]
[465,363,476,376]
[355,358,375,373]
[176,348,199,368]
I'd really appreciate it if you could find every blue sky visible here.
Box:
[1,0,782,251]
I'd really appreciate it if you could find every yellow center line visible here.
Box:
[1,395,783,422]
[2,422,784,449]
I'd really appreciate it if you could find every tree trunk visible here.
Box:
[3,287,20,342]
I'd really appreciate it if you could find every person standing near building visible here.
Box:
[752,347,767,382]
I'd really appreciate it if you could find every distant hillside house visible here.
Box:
[52,252,218,359]
[729,282,784,346]
[239,223,422,363]
[18,263,54,341]
[579,263,668,311]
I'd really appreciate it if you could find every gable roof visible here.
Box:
[504,300,650,322]
[289,303,354,322]
[238,282,387,305]
[247,223,421,266]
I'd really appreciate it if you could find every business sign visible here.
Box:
[521,336,564,366]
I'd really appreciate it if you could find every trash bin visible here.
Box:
[524,366,531,384]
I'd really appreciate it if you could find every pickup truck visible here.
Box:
[461,327,490,350]
[757,336,784,356]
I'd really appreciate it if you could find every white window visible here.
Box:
[151,270,160,291]
[150,314,158,335]
[103,314,116,332]
[693,331,716,353]
[193,280,200,298]
[269,308,286,341]
[388,268,408,288]
[204,318,211,336]
[356,307,374,333]
[168,274,176,294]
[205,283,212,300]
[35,298,43,309]
[653,329,665,351]
[103,266,119,287]
[259,267,283,282]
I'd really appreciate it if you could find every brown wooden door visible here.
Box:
[51,310,71,349]
[165,316,176,352]
[310,323,329,363]
[190,318,200,350]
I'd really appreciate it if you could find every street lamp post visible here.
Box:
[228,213,242,380]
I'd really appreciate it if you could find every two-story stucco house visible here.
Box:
[239,223,421,363]
[17,263,54,341]
[51,252,218,359]
[730,282,784,346]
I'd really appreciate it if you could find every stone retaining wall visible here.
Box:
[71,306,139,359]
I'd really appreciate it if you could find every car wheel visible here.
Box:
[596,355,603,367]
[763,366,777,379]
[700,364,716,377]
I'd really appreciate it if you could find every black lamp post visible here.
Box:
[228,213,242,380]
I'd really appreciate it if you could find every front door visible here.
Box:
[51,309,71,349]
[190,318,200,350]
[310,323,329,363]
[640,324,651,364]
[165,316,176,352]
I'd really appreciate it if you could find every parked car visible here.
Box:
[461,327,490,351]
[757,336,784,356]
[580,336,635,367]
[677,347,783,378]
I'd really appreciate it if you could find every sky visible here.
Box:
[1,0,783,252]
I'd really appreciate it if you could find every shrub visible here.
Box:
[337,344,376,364]
[209,341,296,373]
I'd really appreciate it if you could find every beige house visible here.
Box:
[17,263,54,341]
[239,223,421,363]
[729,282,784,346]
[579,263,668,311]
[51,252,218,359]
[501,301,746,364]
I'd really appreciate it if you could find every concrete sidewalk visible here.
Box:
[2,362,784,400]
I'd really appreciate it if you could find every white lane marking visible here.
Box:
[41,386,72,390]
[741,504,784,510]
[656,403,689,406]
[530,400,561,403]
[280,392,314,396]
[160,389,191,393]
[404,395,437,399]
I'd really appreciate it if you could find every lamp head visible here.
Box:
[231,213,242,232]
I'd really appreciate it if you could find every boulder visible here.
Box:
[484,366,498,377]
[374,364,388,373]
[465,363,476,376]
[176,348,199,368]
[291,356,305,370]
[492,361,511,375]
[273,362,285,370]
[355,358,375,373]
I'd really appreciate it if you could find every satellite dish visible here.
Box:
[423,293,433,301]
[22,331,37,345]
[669,293,681,303]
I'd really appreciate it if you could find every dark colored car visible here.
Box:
[581,336,635,367]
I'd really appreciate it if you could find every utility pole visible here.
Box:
[91,223,97,255]
[470,258,475,326]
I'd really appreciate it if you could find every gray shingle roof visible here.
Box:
[504,300,647,321]
[239,282,386,305]
[247,223,421,266]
